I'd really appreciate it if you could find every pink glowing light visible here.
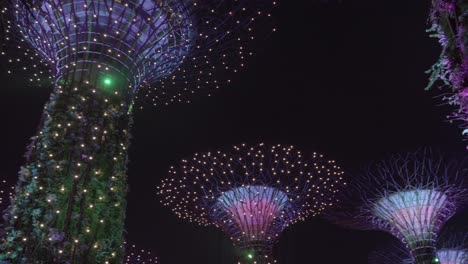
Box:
[217,186,289,241]
[374,190,448,243]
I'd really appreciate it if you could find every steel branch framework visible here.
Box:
[0,0,277,262]
[328,150,467,264]
[158,143,345,263]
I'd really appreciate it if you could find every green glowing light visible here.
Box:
[103,78,112,86]
[434,258,440,263]
[247,253,253,259]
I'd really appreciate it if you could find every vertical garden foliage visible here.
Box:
[0,79,132,263]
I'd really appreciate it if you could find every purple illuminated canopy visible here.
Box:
[328,150,467,264]
[158,143,345,263]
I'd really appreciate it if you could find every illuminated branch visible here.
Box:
[0,0,277,262]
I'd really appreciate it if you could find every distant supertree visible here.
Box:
[436,226,468,264]
[157,143,345,263]
[369,228,468,264]
[426,0,468,144]
[0,0,277,262]
[123,242,159,264]
[328,150,467,264]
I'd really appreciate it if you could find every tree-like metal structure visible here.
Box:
[369,228,468,264]
[327,150,467,264]
[0,0,276,262]
[426,0,468,143]
[157,143,345,264]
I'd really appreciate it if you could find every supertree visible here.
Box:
[157,143,345,264]
[123,242,159,264]
[426,0,468,144]
[0,0,277,262]
[436,225,468,264]
[327,150,467,264]
[369,228,468,264]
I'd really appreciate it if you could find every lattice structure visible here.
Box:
[158,143,345,263]
[328,150,467,264]
[0,0,277,262]
[426,0,468,144]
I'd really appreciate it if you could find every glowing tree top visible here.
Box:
[157,143,345,263]
[0,0,277,262]
[123,242,159,263]
[426,0,468,143]
[4,0,277,106]
[328,150,467,264]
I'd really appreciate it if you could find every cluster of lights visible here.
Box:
[158,143,345,262]
[2,0,278,107]
[123,242,159,264]
[0,0,278,262]
[329,150,467,263]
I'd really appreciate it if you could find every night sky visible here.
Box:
[1,0,467,263]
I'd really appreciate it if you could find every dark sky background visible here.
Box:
[1,0,467,263]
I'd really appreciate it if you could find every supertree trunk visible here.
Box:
[0,69,132,263]
[238,243,277,264]
[411,242,438,264]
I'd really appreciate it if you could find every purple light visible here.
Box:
[217,186,289,242]
[437,249,467,264]
[158,143,345,262]
[374,190,448,246]
[328,150,467,264]
[16,0,192,90]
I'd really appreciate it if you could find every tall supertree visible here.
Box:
[0,0,277,262]
[157,143,345,263]
[426,0,468,144]
[327,150,467,264]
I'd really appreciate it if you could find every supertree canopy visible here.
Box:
[157,143,345,264]
[426,0,468,144]
[327,150,467,264]
[0,0,277,262]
